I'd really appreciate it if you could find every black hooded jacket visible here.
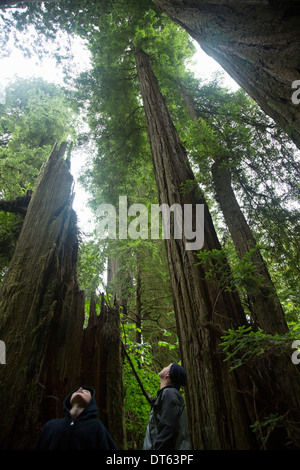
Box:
[35,387,117,450]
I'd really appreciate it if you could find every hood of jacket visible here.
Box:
[143,385,190,450]
[63,386,98,421]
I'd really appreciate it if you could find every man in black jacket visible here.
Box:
[143,363,191,450]
[35,386,117,450]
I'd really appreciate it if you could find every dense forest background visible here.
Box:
[0,0,299,451]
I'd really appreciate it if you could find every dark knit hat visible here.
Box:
[169,363,188,387]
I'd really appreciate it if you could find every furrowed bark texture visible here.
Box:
[210,163,300,449]
[81,292,127,450]
[180,80,288,335]
[0,143,85,450]
[135,48,300,449]
[211,160,288,334]
[0,144,127,450]
[153,0,300,149]
[135,48,256,450]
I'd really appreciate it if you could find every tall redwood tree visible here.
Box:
[153,0,300,149]
[135,47,300,449]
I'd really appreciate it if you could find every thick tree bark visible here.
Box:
[211,159,288,334]
[107,256,130,315]
[135,47,300,449]
[153,0,300,150]
[180,79,288,335]
[0,143,85,450]
[0,146,126,449]
[81,292,127,450]
[135,47,256,449]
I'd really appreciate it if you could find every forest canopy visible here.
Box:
[0,0,299,451]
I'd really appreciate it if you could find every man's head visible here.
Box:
[158,363,187,388]
[70,387,92,409]
[169,363,187,387]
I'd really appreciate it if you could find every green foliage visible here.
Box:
[220,323,300,371]
[77,236,106,297]
[123,358,156,449]
[121,317,161,449]
[0,77,76,281]
[196,244,268,301]
[158,329,178,350]
[2,0,299,449]
[250,412,300,450]
[0,77,74,198]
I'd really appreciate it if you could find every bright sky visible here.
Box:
[0,33,239,234]
[0,35,95,233]
[0,39,238,91]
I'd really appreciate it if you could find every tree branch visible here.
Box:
[121,342,152,405]
[0,190,32,216]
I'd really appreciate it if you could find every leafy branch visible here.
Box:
[220,323,300,371]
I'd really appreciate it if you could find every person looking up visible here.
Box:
[143,363,190,450]
[35,386,117,450]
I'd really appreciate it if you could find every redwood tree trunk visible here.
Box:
[135,47,256,450]
[135,47,300,449]
[211,159,288,334]
[153,0,300,150]
[107,256,130,315]
[0,143,85,450]
[180,79,288,335]
[81,292,127,450]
